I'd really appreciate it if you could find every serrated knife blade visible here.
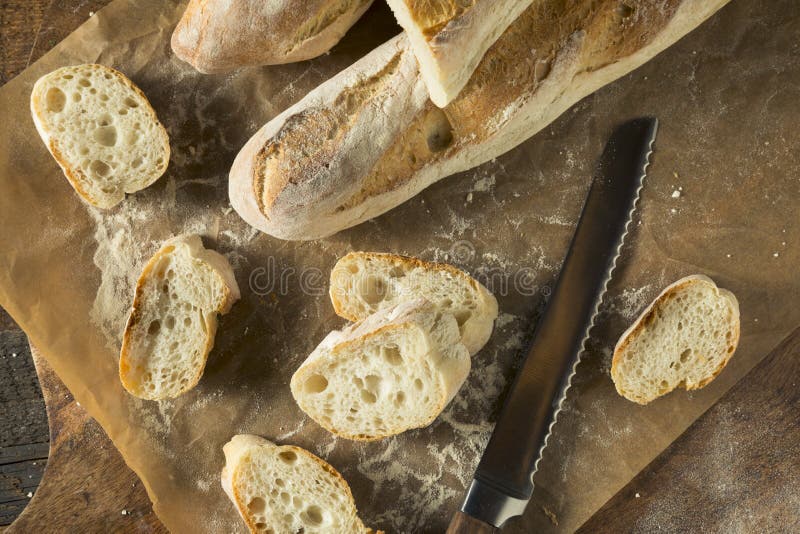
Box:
[446,117,658,533]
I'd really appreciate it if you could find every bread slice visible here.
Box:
[329,252,497,355]
[290,299,470,440]
[611,275,740,405]
[31,64,169,209]
[171,0,374,73]
[119,235,240,400]
[385,0,533,107]
[221,435,375,533]
[229,1,731,240]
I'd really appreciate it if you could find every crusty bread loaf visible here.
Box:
[31,64,169,209]
[611,275,740,405]
[229,0,730,240]
[171,0,374,73]
[221,435,375,533]
[385,0,533,107]
[119,235,240,400]
[329,252,497,355]
[291,299,470,440]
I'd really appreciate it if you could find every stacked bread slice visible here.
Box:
[291,252,497,440]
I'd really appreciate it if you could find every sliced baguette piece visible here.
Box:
[329,252,498,355]
[229,0,731,240]
[611,275,740,405]
[171,0,374,74]
[119,235,240,400]
[31,64,169,209]
[221,435,376,533]
[291,299,470,440]
[221,436,372,534]
[385,0,533,107]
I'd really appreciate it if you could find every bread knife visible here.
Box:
[446,117,658,533]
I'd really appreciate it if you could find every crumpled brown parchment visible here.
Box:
[0,0,798,532]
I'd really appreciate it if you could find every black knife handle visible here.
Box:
[446,511,500,534]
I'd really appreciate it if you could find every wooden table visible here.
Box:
[1,1,798,532]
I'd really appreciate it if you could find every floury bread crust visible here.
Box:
[229,0,731,241]
[171,0,374,73]
[221,435,376,533]
[290,299,470,441]
[119,235,240,400]
[329,252,498,355]
[611,275,740,404]
[31,64,169,209]
[385,0,534,107]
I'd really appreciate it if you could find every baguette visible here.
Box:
[229,0,731,240]
[31,64,169,209]
[119,235,240,400]
[221,435,376,533]
[385,0,533,107]
[329,252,497,355]
[171,0,374,73]
[290,299,470,440]
[611,275,740,405]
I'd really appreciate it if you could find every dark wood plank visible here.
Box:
[578,326,800,533]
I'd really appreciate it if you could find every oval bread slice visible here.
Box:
[611,275,740,405]
[119,235,240,400]
[30,64,169,209]
[329,252,498,355]
[291,299,470,440]
[221,435,376,534]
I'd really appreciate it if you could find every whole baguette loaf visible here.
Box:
[230,0,730,241]
[172,0,374,73]
[385,0,534,107]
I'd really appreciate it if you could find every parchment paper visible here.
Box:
[0,1,798,532]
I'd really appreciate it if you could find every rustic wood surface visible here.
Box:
[578,326,800,533]
[0,1,164,531]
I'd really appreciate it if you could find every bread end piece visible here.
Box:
[611,275,740,405]
[221,434,377,533]
[119,235,240,400]
[171,0,374,73]
[30,64,169,209]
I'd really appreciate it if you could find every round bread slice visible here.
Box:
[119,235,240,400]
[611,275,740,405]
[329,252,498,355]
[221,435,376,533]
[30,64,169,209]
[291,299,470,440]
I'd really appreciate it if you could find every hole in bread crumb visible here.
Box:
[278,450,298,465]
[94,125,117,147]
[147,320,160,335]
[131,157,143,168]
[275,478,285,487]
[164,315,175,329]
[388,266,405,278]
[118,108,128,115]
[679,349,691,363]
[247,497,266,514]
[72,92,81,103]
[99,93,109,102]
[89,160,111,178]
[358,275,387,305]
[292,496,303,509]
[302,505,324,526]
[616,3,634,18]
[45,87,66,112]
[360,389,377,404]
[254,523,267,531]
[79,78,91,87]
[381,344,402,365]
[183,317,191,327]
[453,310,470,327]
[414,378,423,390]
[395,391,406,406]
[347,264,359,274]
[304,374,328,394]
[279,492,290,504]
[123,96,139,108]
[352,377,364,389]
[63,74,73,80]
